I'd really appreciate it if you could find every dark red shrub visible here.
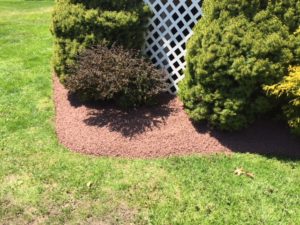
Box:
[65,45,166,108]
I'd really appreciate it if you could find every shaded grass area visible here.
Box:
[0,1,299,224]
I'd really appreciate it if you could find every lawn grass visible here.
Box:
[0,1,299,224]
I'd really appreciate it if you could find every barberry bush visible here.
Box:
[65,45,165,108]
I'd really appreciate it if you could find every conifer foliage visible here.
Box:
[51,0,151,80]
[265,66,300,136]
[179,0,300,131]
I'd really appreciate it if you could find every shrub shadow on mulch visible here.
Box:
[192,120,300,160]
[55,76,299,158]
[68,93,178,139]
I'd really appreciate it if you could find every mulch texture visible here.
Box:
[54,76,300,159]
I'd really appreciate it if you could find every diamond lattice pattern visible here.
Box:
[144,0,203,94]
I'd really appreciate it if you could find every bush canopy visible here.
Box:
[179,0,300,131]
[51,0,151,80]
[65,45,165,108]
[265,65,300,136]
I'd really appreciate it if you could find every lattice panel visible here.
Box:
[144,0,203,94]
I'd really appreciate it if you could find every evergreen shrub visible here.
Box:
[265,66,300,136]
[51,0,151,80]
[179,0,300,131]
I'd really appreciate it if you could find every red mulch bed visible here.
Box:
[54,76,300,159]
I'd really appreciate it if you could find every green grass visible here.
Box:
[0,1,299,224]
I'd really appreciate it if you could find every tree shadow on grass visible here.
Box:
[193,120,300,160]
[68,93,177,139]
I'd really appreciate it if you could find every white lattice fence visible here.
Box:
[144,0,203,94]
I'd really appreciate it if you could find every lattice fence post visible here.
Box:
[143,0,203,94]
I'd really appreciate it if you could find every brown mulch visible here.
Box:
[54,76,300,159]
